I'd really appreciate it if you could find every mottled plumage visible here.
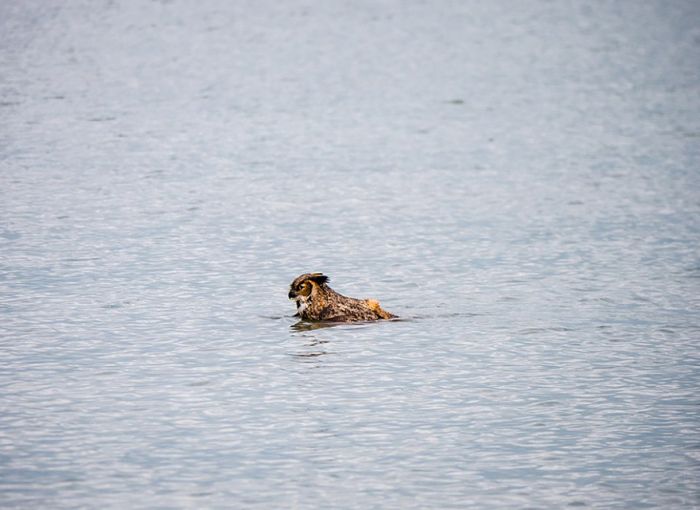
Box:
[288,273,396,322]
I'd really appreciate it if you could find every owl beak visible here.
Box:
[288,290,297,299]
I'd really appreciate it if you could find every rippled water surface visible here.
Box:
[2,1,700,508]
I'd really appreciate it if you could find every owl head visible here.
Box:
[288,273,329,299]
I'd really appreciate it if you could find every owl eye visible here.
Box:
[298,281,312,296]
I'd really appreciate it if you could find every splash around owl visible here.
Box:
[288,273,396,322]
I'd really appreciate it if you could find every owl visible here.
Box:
[288,273,396,322]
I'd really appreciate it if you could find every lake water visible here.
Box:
[1,1,699,508]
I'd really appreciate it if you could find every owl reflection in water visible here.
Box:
[288,273,396,322]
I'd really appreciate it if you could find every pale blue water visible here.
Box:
[1,1,699,508]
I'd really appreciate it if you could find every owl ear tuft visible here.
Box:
[308,273,329,285]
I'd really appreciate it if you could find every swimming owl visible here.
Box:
[288,273,396,322]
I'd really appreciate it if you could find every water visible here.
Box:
[2,1,699,508]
